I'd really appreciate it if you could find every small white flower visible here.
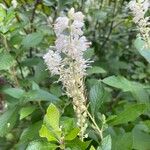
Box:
[43,50,62,75]
[68,8,84,21]
[128,0,136,10]
[68,7,75,18]
[12,0,18,8]
[73,20,84,28]
[75,36,91,51]
[71,24,83,37]
[142,0,150,12]
[55,34,69,52]
[73,12,84,22]
[54,17,69,36]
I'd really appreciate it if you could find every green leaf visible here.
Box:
[39,125,57,142]
[0,52,15,70]
[20,121,42,143]
[0,107,19,137]
[0,4,6,22]
[66,138,91,150]
[43,0,54,6]
[44,104,60,130]
[31,81,40,90]
[102,76,149,103]
[90,145,96,150]
[89,81,105,115]
[35,89,59,102]
[102,76,132,92]
[19,106,36,120]
[131,82,149,103]
[26,140,58,150]
[83,48,95,59]
[101,135,112,150]
[132,126,150,150]
[134,37,150,63]
[144,120,150,131]
[24,89,59,102]
[21,57,41,67]
[3,88,25,99]
[22,32,43,48]
[60,117,77,134]
[50,84,62,97]
[109,104,148,125]
[65,128,80,141]
[112,133,133,150]
[39,104,61,142]
[39,125,58,142]
[87,66,106,75]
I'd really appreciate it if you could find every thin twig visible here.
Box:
[100,2,117,50]
[16,58,25,79]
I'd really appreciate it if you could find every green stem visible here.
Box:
[87,110,103,140]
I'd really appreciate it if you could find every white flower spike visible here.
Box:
[43,8,91,140]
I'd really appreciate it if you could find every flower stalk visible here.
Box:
[43,8,90,140]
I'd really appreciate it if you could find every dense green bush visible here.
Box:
[0,0,150,149]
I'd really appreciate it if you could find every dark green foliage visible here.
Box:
[0,0,149,149]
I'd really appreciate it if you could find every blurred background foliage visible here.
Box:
[0,0,150,149]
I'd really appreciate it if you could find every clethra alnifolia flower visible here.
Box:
[11,0,18,8]
[129,0,150,47]
[43,8,91,140]
[43,50,62,75]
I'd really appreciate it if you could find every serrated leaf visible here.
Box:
[19,106,36,120]
[89,81,105,115]
[22,32,43,48]
[45,104,60,130]
[0,107,19,137]
[39,104,61,142]
[0,53,15,70]
[39,125,58,142]
[109,104,148,125]
[65,127,80,141]
[26,140,57,150]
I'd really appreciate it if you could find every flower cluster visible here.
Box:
[12,0,18,8]
[129,0,150,46]
[43,8,91,140]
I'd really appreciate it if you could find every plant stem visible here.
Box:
[86,110,103,140]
